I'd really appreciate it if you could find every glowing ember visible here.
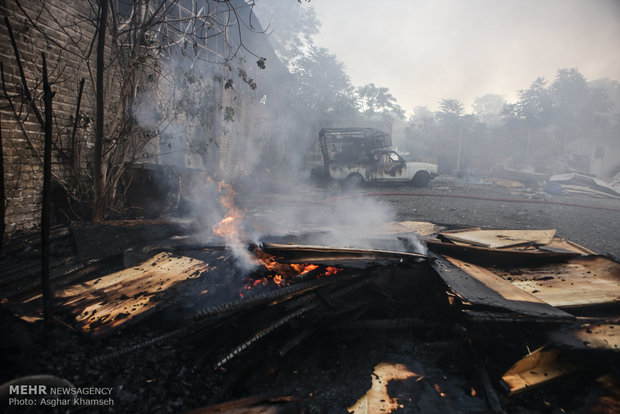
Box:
[254,249,320,280]
[434,384,449,401]
[241,249,343,289]
[324,267,341,276]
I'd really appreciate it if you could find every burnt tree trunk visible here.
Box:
[41,53,53,337]
[71,78,85,174]
[93,0,109,221]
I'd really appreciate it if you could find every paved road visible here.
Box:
[345,177,620,258]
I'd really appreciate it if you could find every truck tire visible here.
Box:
[310,166,331,186]
[411,171,431,187]
[343,173,364,190]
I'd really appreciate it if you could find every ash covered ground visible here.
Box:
[360,177,620,259]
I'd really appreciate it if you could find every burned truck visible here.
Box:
[309,128,438,187]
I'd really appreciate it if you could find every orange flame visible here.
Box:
[254,249,318,279]
[212,182,243,239]
[212,182,258,268]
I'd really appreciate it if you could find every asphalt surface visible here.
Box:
[339,176,620,259]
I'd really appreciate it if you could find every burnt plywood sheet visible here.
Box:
[494,256,620,308]
[432,256,573,320]
[426,239,580,266]
[439,229,557,249]
[445,257,552,303]
[70,219,194,260]
[381,221,443,237]
[57,251,210,335]
[501,348,581,395]
[347,362,418,413]
[548,323,620,351]
[539,238,596,255]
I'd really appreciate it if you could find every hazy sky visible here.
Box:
[304,0,620,114]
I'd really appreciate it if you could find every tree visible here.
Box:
[405,106,435,138]
[500,102,520,127]
[257,2,358,119]
[513,77,553,128]
[410,106,435,122]
[436,98,467,170]
[587,78,618,131]
[472,94,506,126]
[357,83,405,120]
[254,0,320,69]
[5,0,269,221]
[437,98,464,124]
[292,46,358,114]
[550,68,589,140]
[549,68,617,141]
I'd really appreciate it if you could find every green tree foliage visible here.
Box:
[256,2,357,117]
[513,77,553,128]
[357,83,405,120]
[293,46,358,114]
[500,69,615,140]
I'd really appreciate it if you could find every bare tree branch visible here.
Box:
[4,16,45,128]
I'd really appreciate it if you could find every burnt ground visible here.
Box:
[1,176,620,413]
[353,177,620,259]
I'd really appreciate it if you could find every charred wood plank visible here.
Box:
[261,243,427,268]
[328,318,429,330]
[426,239,579,266]
[193,273,343,321]
[215,302,318,368]
[492,255,620,309]
[278,329,315,357]
[215,276,374,368]
[547,322,620,351]
[466,338,504,413]
[5,255,123,302]
[501,347,581,395]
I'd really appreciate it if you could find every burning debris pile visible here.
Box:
[1,214,619,413]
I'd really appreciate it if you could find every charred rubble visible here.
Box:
[1,220,619,413]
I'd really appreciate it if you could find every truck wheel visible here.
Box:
[343,173,364,190]
[411,171,431,187]
[310,166,331,186]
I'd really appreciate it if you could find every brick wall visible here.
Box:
[0,0,103,234]
[0,0,299,236]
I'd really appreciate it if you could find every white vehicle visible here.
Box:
[329,149,438,187]
[309,128,438,187]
